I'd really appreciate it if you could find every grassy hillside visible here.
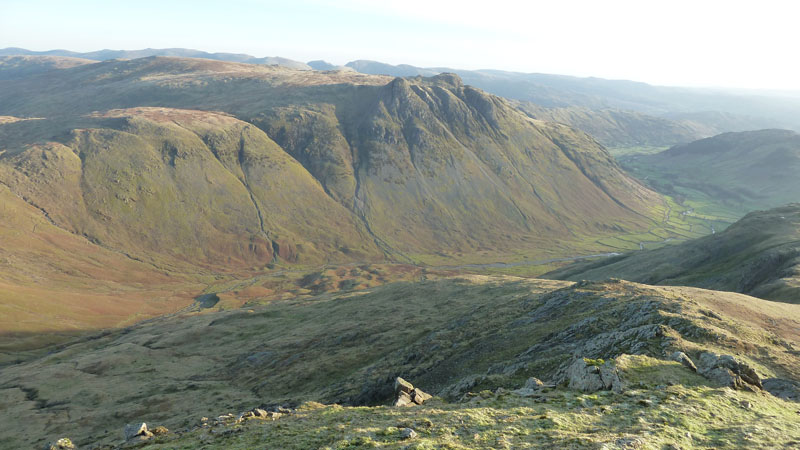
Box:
[0,56,677,267]
[0,55,95,80]
[547,204,800,303]
[4,276,800,448]
[621,129,800,220]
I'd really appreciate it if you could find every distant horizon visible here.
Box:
[5,44,800,96]
[2,0,799,91]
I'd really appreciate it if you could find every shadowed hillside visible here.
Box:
[547,204,800,303]
[4,277,800,448]
[621,129,800,217]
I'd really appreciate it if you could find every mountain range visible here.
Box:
[6,47,800,150]
[3,48,800,449]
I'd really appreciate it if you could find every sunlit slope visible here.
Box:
[0,57,669,265]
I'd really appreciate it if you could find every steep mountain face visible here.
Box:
[621,129,800,215]
[0,56,664,267]
[4,277,800,448]
[547,204,800,303]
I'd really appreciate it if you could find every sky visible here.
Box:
[1,0,799,90]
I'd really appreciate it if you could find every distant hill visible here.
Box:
[306,60,354,71]
[547,204,800,303]
[620,129,800,216]
[516,102,713,150]
[0,55,95,80]
[0,47,312,70]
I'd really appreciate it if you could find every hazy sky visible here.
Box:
[2,0,799,90]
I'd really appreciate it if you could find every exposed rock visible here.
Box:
[393,377,431,406]
[394,391,413,407]
[763,378,800,401]
[697,352,762,391]
[44,438,75,450]
[527,377,548,389]
[512,377,555,397]
[567,358,624,393]
[669,351,697,372]
[253,408,268,418]
[395,377,414,395]
[739,400,752,409]
[123,422,153,441]
[400,428,418,439]
[412,389,432,405]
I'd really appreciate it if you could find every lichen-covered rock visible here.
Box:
[567,358,624,393]
[44,438,75,450]
[412,389,432,405]
[395,377,414,395]
[123,423,153,441]
[669,351,697,372]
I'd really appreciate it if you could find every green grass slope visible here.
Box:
[3,277,800,448]
[621,129,800,218]
[547,204,800,302]
[0,107,381,271]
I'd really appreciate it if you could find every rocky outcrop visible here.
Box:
[567,358,625,393]
[393,377,432,406]
[763,378,800,401]
[696,352,762,391]
[669,351,698,372]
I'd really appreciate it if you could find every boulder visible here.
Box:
[395,377,414,395]
[412,389,432,405]
[253,408,268,418]
[567,358,624,393]
[512,377,554,397]
[393,377,431,406]
[394,391,413,407]
[44,438,75,450]
[124,423,153,441]
[400,428,418,439]
[697,352,761,391]
[669,351,697,372]
[523,377,545,390]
